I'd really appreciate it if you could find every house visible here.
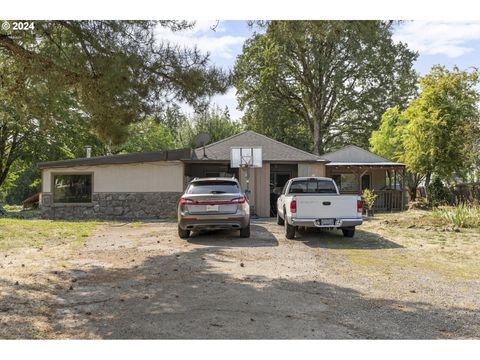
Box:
[38,131,405,220]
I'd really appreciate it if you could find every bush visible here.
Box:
[428,176,451,206]
[361,188,378,216]
[433,204,480,228]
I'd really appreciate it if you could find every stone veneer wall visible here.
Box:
[41,192,182,220]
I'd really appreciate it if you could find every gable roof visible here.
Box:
[322,145,403,166]
[193,131,327,162]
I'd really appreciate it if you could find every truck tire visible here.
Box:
[284,219,296,239]
[178,226,190,239]
[277,212,285,225]
[240,224,250,238]
[342,228,355,238]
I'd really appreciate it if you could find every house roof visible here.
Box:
[322,145,404,166]
[193,130,327,163]
[38,148,192,169]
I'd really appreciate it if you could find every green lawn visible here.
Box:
[0,218,100,250]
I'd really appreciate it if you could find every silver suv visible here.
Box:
[177,177,250,239]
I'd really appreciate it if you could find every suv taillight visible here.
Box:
[179,198,195,205]
[357,199,363,212]
[230,196,246,204]
[290,199,297,213]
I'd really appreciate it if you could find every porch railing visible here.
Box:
[373,190,404,212]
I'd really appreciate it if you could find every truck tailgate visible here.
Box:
[295,195,359,219]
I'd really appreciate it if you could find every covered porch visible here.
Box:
[326,164,406,211]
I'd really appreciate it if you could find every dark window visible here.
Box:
[288,179,337,194]
[53,174,92,203]
[361,174,371,190]
[187,181,240,194]
[332,175,341,189]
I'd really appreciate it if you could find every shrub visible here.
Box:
[428,176,451,206]
[362,188,378,216]
[433,204,480,228]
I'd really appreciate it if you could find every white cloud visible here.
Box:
[393,21,480,58]
[155,20,245,59]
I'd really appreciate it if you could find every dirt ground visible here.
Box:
[1,213,479,339]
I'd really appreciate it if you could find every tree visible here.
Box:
[370,107,424,200]
[0,21,230,142]
[113,118,175,153]
[0,21,231,190]
[234,21,417,154]
[370,66,480,200]
[403,66,480,186]
[177,106,243,148]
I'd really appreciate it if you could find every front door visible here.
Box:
[361,174,371,191]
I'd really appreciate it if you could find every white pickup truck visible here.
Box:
[276,177,363,239]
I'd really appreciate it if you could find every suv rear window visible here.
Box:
[288,179,337,194]
[187,181,240,194]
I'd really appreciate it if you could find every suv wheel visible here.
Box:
[178,226,190,239]
[284,218,296,239]
[240,224,250,238]
[342,228,355,238]
[277,211,284,225]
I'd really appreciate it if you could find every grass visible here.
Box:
[345,210,480,281]
[0,218,100,250]
[432,205,480,228]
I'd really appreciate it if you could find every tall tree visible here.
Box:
[403,66,480,186]
[0,21,230,189]
[113,118,175,154]
[234,21,418,154]
[177,106,243,148]
[0,20,230,142]
[370,106,424,200]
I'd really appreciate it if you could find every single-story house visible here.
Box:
[38,130,405,220]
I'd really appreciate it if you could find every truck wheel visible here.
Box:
[240,224,250,238]
[284,219,296,239]
[178,226,190,239]
[342,228,355,238]
[277,212,284,225]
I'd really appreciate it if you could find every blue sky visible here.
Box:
[155,20,480,120]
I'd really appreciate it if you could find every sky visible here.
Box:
[155,20,480,120]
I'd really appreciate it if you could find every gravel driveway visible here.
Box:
[1,216,479,339]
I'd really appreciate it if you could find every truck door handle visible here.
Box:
[323,201,331,206]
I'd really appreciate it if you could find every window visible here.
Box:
[332,173,358,192]
[288,179,337,194]
[53,174,92,203]
[186,180,240,194]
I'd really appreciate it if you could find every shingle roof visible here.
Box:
[38,148,192,169]
[193,131,327,162]
[322,145,403,165]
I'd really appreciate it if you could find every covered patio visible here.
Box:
[323,145,407,212]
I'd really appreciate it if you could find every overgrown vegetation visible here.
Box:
[433,205,480,228]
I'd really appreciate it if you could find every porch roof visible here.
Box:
[323,145,404,168]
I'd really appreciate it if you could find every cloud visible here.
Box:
[393,21,480,58]
[155,20,246,59]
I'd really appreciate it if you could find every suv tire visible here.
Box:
[240,224,250,238]
[178,226,190,239]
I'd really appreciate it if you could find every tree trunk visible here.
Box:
[408,186,417,201]
[425,172,431,188]
[312,117,324,155]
